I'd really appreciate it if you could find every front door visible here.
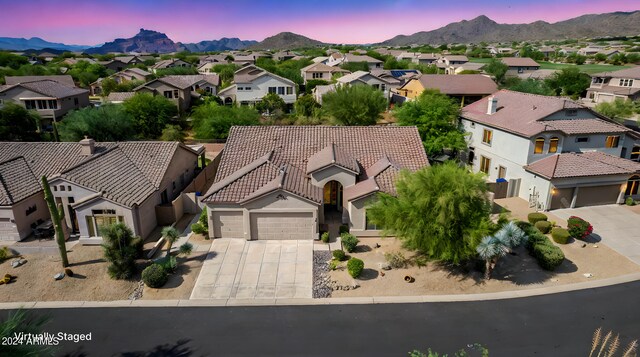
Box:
[323,181,343,212]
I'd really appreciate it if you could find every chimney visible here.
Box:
[80,136,95,156]
[486,96,498,115]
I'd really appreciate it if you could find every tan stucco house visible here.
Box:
[586,67,640,104]
[202,126,428,240]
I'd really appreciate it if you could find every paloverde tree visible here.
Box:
[594,98,636,123]
[483,58,509,84]
[123,92,178,138]
[57,104,136,142]
[394,89,467,156]
[366,162,492,264]
[545,67,591,99]
[322,84,387,126]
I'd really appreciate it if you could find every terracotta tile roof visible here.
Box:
[306,143,360,174]
[5,75,75,87]
[344,156,401,201]
[0,157,40,205]
[0,141,191,208]
[0,80,88,99]
[411,74,498,96]
[587,85,640,96]
[501,57,540,67]
[461,90,629,138]
[525,151,640,179]
[592,66,640,79]
[204,126,428,204]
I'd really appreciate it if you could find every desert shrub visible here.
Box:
[534,220,552,234]
[347,258,364,278]
[329,260,338,271]
[142,263,168,288]
[525,232,550,253]
[385,251,409,268]
[332,249,347,261]
[0,246,10,261]
[533,243,565,271]
[413,255,429,267]
[515,220,534,233]
[339,225,349,234]
[131,236,144,258]
[321,231,330,243]
[626,197,637,206]
[567,216,593,240]
[551,227,570,244]
[340,233,359,253]
[198,208,209,228]
[191,222,207,235]
[527,212,548,224]
[179,242,193,256]
[156,255,178,273]
[101,223,138,280]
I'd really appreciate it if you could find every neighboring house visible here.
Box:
[198,54,227,65]
[326,53,383,70]
[134,76,194,112]
[90,68,153,96]
[149,58,190,73]
[437,55,468,68]
[217,65,296,106]
[335,71,396,93]
[105,92,135,104]
[4,75,75,87]
[500,57,540,76]
[312,84,336,105]
[599,49,620,59]
[232,55,256,66]
[370,69,420,87]
[488,47,517,56]
[586,67,640,103]
[201,126,428,240]
[451,62,485,74]
[300,62,349,84]
[114,56,145,66]
[578,47,603,56]
[99,59,128,72]
[396,52,419,62]
[416,53,439,65]
[311,56,329,64]
[395,74,498,105]
[0,79,89,126]
[0,140,204,242]
[460,90,640,210]
[272,50,298,61]
[60,58,96,66]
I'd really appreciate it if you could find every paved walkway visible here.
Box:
[191,239,313,299]
[553,205,640,265]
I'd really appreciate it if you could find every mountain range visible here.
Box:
[1,11,639,53]
[380,11,640,46]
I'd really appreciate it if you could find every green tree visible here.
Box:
[545,67,591,99]
[322,84,386,126]
[58,105,136,142]
[160,124,185,142]
[394,90,467,156]
[0,51,29,69]
[340,61,370,72]
[594,99,635,122]
[483,58,509,83]
[101,78,118,96]
[212,63,238,84]
[506,78,554,96]
[123,93,178,138]
[305,79,328,93]
[366,162,492,264]
[192,101,260,139]
[101,223,138,279]
[0,102,41,141]
[162,226,180,257]
[295,94,320,118]
[256,92,286,114]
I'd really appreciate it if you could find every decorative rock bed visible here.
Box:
[312,251,332,298]
[128,280,144,300]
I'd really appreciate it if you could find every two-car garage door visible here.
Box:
[211,211,314,240]
[550,185,621,210]
[250,212,314,240]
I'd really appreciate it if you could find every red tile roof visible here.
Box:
[525,151,640,179]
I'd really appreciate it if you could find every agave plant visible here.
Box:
[494,221,526,249]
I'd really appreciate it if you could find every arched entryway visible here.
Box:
[323,180,343,213]
[626,175,640,196]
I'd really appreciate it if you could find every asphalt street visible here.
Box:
[3,281,640,357]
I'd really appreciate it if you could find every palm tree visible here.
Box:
[162,226,180,257]
[476,222,526,279]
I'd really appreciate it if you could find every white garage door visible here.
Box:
[211,211,244,238]
[250,212,314,240]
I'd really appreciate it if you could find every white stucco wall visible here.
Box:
[235,74,296,104]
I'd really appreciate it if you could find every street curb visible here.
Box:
[1,272,639,310]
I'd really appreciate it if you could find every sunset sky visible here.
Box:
[1,0,638,45]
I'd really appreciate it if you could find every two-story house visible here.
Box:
[436,55,469,74]
[395,74,498,105]
[460,90,640,210]
[217,65,297,106]
[586,67,640,103]
[0,78,89,128]
[500,57,541,76]
[300,62,349,84]
[90,68,153,95]
[134,76,193,112]
[326,53,383,71]
[149,58,190,73]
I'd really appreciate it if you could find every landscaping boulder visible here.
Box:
[54,272,65,280]
[378,262,391,271]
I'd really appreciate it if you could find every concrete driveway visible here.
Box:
[553,205,640,265]
[190,239,313,299]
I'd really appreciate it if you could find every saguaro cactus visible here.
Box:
[41,176,69,267]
